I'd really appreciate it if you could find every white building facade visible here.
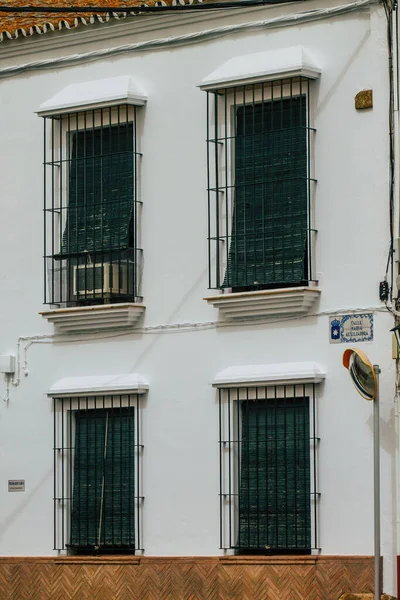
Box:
[0,0,397,597]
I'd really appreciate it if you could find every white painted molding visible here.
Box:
[48,373,149,397]
[204,287,321,320]
[37,75,147,116]
[40,302,145,333]
[212,362,326,388]
[199,46,321,90]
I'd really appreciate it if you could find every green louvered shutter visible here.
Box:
[60,124,134,257]
[71,409,135,549]
[238,398,310,551]
[224,97,307,288]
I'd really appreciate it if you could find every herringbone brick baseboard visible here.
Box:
[0,555,375,600]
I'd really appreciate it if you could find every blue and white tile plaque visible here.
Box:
[329,313,373,344]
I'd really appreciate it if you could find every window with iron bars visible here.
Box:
[218,384,319,554]
[206,78,316,292]
[53,394,144,554]
[43,105,142,307]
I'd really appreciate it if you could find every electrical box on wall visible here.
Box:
[0,355,15,374]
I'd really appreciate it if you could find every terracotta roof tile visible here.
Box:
[0,0,201,42]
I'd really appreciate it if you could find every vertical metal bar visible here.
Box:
[91,109,96,297]
[76,398,80,547]
[61,396,65,550]
[271,80,275,283]
[289,78,294,283]
[307,78,312,282]
[261,82,266,281]
[74,111,79,299]
[59,115,63,303]
[127,394,132,550]
[85,395,89,546]
[68,398,72,551]
[136,394,140,551]
[224,89,229,289]
[66,112,71,304]
[313,384,317,550]
[214,92,220,287]
[206,92,212,289]
[218,389,223,549]
[294,385,298,548]
[117,105,122,300]
[83,110,88,300]
[111,394,115,545]
[44,118,48,304]
[236,388,241,549]
[100,108,104,270]
[119,396,122,547]
[302,384,307,548]
[255,386,259,549]
[242,85,247,285]
[251,84,256,286]
[233,86,237,287]
[51,118,55,304]
[228,387,232,548]
[373,366,381,600]
[246,387,250,548]
[284,385,288,549]
[53,398,57,550]
[274,386,278,546]
[133,105,138,299]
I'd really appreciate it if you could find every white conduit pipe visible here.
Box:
[0,0,378,79]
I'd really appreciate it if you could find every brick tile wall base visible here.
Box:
[0,555,375,599]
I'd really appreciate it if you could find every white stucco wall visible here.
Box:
[0,0,397,594]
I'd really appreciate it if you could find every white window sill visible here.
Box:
[40,303,145,334]
[204,287,321,320]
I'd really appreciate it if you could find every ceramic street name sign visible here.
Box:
[329,313,373,344]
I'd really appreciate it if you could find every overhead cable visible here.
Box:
[0,0,378,79]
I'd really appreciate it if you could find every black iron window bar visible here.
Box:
[206,77,317,292]
[218,383,320,553]
[43,105,142,307]
[53,394,144,554]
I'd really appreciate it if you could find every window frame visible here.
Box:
[217,382,320,554]
[206,77,317,293]
[53,393,144,554]
[43,104,143,308]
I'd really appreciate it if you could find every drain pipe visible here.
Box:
[389,4,400,598]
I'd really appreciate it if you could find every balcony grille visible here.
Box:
[53,394,144,554]
[43,105,142,306]
[206,78,316,291]
[218,383,320,553]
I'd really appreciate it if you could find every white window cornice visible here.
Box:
[212,362,326,388]
[199,46,321,91]
[47,373,149,398]
[37,75,147,117]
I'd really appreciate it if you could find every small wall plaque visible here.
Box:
[8,480,25,492]
[355,89,373,110]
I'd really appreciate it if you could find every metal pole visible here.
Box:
[373,365,381,600]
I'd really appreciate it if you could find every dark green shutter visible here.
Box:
[71,408,135,549]
[59,124,134,257]
[238,398,310,551]
[224,97,307,288]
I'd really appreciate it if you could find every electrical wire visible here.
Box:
[0,0,377,78]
